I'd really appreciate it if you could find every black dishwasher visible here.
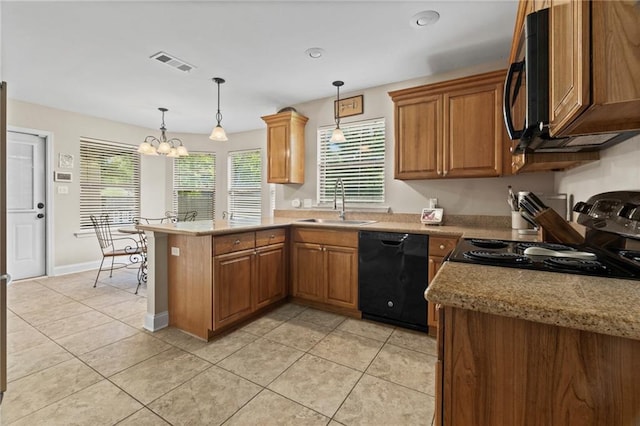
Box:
[358,231,429,332]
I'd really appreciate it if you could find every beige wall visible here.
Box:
[6,100,270,273]
[556,134,640,216]
[280,60,556,216]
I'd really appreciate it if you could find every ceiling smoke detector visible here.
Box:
[150,51,196,73]
[410,10,440,28]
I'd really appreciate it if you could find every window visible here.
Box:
[317,118,385,204]
[173,153,216,220]
[79,139,140,229]
[228,149,262,219]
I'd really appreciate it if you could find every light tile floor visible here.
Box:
[1,268,437,425]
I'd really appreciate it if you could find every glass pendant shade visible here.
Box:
[157,141,171,154]
[176,145,189,156]
[209,124,228,141]
[330,127,346,143]
[137,141,152,154]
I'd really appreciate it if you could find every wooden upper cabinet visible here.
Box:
[261,110,308,184]
[444,82,503,178]
[389,69,507,180]
[394,94,442,179]
[548,0,640,137]
[548,0,590,136]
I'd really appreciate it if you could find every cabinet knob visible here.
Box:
[234,239,241,245]
[439,244,445,250]
[437,170,442,176]
[270,234,275,239]
[443,170,448,176]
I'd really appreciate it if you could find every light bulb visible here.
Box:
[157,141,171,154]
[176,145,189,156]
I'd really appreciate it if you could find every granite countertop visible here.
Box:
[425,262,640,340]
[136,216,541,242]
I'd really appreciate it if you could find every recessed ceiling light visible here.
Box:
[304,47,325,59]
[410,10,440,28]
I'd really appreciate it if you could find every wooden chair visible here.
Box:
[90,214,144,288]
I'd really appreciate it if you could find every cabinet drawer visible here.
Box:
[214,232,255,255]
[292,228,358,248]
[429,236,458,257]
[256,228,286,247]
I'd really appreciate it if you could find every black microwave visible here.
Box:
[503,8,636,153]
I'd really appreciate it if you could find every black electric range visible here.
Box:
[447,191,640,281]
[447,238,640,280]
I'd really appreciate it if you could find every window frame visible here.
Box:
[317,117,386,206]
[227,149,263,219]
[172,151,216,221]
[79,138,140,229]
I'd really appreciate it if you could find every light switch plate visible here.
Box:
[57,185,69,194]
[171,247,180,256]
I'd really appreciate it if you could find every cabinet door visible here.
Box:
[548,0,590,137]
[292,242,324,301]
[324,245,358,310]
[213,250,254,329]
[394,95,442,179]
[444,83,502,178]
[254,243,286,310]
[267,123,290,183]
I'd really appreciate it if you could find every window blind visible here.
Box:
[317,118,386,204]
[228,149,262,219]
[172,153,216,220]
[79,139,140,229]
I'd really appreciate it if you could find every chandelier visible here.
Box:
[138,107,189,157]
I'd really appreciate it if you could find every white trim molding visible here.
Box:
[144,311,169,332]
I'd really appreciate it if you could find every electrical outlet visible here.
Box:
[57,185,69,194]
[171,247,180,256]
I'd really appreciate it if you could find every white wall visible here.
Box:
[556,133,640,213]
[277,60,556,216]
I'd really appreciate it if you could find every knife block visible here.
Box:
[534,208,585,245]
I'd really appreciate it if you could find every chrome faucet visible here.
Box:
[333,178,346,220]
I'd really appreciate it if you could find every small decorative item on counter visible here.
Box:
[421,207,444,225]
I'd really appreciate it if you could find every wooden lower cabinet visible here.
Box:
[213,249,254,329]
[437,306,640,425]
[254,243,286,310]
[292,228,359,313]
[168,228,287,340]
[427,236,458,335]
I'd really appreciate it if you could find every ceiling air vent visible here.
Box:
[150,51,196,73]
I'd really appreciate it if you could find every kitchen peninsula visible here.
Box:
[136,216,537,340]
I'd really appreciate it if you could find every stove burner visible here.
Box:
[619,250,640,263]
[469,239,508,249]
[463,251,532,265]
[543,257,608,273]
[517,242,573,251]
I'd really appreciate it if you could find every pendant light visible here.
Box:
[209,77,228,141]
[138,107,189,157]
[330,80,347,143]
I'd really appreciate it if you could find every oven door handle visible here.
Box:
[503,60,525,140]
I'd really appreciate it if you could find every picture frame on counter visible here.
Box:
[421,207,443,225]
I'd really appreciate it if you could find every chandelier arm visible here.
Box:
[144,136,160,145]
[166,138,183,147]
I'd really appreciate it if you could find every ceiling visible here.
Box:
[1,1,518,135]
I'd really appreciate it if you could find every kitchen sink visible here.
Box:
[296,218,377,226]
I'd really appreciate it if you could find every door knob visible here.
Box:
[37,202,45,209]
[37,213,45,219]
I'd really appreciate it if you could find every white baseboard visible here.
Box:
[144,311,169,332]
[52,261,101,276]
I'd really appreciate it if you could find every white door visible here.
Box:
[7,131,46,280]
